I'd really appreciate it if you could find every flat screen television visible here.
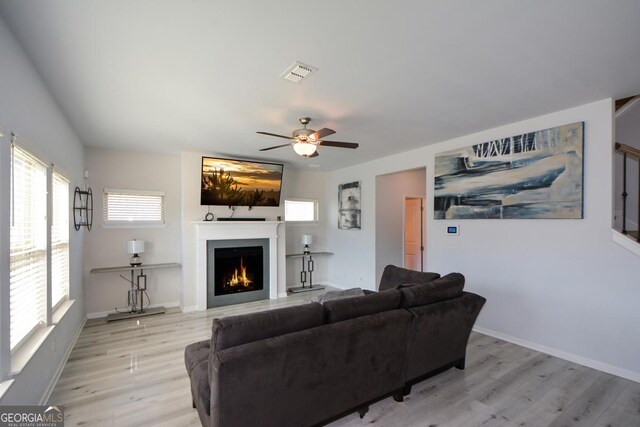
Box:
[201,157,284,207]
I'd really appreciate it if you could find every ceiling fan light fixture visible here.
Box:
[293,142,317,157]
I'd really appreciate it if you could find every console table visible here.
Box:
[286,252,333,293]
[90,262,180,321]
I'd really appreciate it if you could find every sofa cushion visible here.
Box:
[378,265,441,291]
[211,303,324,352]
[184,340,210,373]
[311,288,365,304]
[323,289,402,323]
[399,272,465,308]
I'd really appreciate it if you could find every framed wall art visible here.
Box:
[434,122,584,219]
[338,181,361,229]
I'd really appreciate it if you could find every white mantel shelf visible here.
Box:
[193,221,286,311]
[192,220,282,228]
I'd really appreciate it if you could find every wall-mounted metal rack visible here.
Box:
[73,186,93,230]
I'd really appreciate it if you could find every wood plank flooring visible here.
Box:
[50,292,640,427]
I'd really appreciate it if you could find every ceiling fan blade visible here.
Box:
[256,131,293,140]
[310,128,335,140]
[259,143,292,151]
[308,151,319,158]
[318,140,359,149]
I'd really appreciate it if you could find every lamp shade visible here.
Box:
[302,234,313,245]
[127,239,145,255]
[293,142,317,156]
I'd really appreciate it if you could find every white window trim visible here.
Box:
[284,198,319,224]
[104,188,164,197]
[51,170,70,310]
[0,130,10,382]
[101,222,168,229]
[9,299,75,378]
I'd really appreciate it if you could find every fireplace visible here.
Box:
[214,246,263,295]
[207,238,270,308]
[192,221,284,312]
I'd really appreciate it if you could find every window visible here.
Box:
[51,172,69,308]
[284,199,318,222]
[9,145,47,350]
[103,188,165,225]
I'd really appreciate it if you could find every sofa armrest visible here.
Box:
[404,291,486,382]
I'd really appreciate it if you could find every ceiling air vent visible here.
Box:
[280,62,318,83]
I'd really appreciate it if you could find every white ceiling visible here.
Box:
[1,0,639,171]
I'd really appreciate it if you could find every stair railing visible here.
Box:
[615,142,640,242]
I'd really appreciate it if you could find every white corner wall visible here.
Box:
[83,147,182,317]
[0,14,86,403]
[326,99,640,382]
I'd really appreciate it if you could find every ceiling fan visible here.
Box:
[257,117,358,158]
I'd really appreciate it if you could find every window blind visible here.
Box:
[103,189,165,224]
[284,199,317,222]
[51,171,69,307]
[10,145,47,350]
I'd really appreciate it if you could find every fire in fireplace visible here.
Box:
[215,246,264,296]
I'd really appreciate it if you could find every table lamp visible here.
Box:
[302,234,312,254]
[127,239,145,266]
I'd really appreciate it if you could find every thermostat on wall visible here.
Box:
[446,225,459,236]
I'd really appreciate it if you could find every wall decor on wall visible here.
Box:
[338,181,361,229]
[434,121,584,219]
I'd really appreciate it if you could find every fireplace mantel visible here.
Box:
[193,221,285,310]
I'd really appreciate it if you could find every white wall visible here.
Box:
[375,168,426,285]
[326,99,640,382]
[282,169,330,289]
[179,152,288,310]
[0,14,85,403]
[614,102,640,230]
[83,148,182,317]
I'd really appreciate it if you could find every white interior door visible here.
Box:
[404,197,424,271]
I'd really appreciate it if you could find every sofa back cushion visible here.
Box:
[399,272,465,308]
[323,289,402,323]
[378,264,441,291]
[211,303,323,352]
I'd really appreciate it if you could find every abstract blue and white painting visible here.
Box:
[434,122,584,219]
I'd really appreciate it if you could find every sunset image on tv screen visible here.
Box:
[201,157,283,207]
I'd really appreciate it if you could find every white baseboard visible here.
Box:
[86,301,180,319]
[612,229,640,258]
[40,316,86,405]
[180,305,199,313]
[473,325,640,384]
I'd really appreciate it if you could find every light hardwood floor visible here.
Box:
[50,292,640,427]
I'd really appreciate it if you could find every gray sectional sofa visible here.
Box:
[184,266,486,427]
